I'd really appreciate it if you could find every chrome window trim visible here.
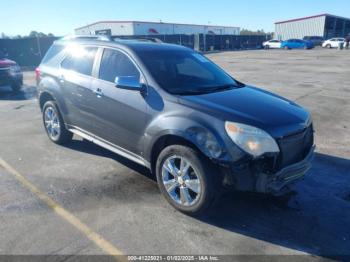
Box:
[57,43,149,88]
[95,46,148,87]
[58,45,99,80]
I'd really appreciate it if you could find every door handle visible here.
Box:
[93,88,103,97]
[58,75,65,83]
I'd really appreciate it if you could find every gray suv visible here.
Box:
[37,37,314,214]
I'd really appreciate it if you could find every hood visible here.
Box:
[0,59,16,68]
[178,86,311,138]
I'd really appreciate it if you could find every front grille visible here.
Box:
[277,125,314,168]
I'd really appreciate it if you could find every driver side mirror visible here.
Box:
[114,76,142,91]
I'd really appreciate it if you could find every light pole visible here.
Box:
[36,35,42,59]
[203,26,207,52]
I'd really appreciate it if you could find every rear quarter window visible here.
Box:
[41,44,65,66]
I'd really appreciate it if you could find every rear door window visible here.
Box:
[99,48,140,83]
[61,46,97,76]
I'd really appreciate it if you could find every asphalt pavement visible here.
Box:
[0,49,349,260]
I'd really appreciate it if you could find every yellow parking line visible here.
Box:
[0,158,125,260]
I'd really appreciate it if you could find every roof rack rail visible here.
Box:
[59,35,163,44]
[112,36,163,43]
[60,35,113,41]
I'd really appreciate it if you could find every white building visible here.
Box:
[75,21,240,36]
[275,14,350,40]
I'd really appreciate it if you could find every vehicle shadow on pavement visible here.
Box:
[64,139,153,179]
[0,85,37,101]
[62,140,350,259]
[200,152,350,259]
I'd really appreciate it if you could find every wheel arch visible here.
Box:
[144,114,236,174]
[149,134,202,174]
[39,91,56,110]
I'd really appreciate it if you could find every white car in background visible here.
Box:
[262,39,282,49]
[322,38,345,48]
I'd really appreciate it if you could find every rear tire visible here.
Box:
[156,145,220,215]
[284,46,289,50]
[42,101,72,145]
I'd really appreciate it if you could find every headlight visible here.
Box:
[225,122,279,157]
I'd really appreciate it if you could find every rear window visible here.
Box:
[61,46,97,76]
[41,44,65,65]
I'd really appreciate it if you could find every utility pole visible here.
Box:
[203,26,207,52]
[36,36,42,58]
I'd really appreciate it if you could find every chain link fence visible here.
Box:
[0,37,58,68]
[0,34,271,67]
[116,34,272,51]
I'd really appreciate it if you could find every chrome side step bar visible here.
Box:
[68,127,150,168]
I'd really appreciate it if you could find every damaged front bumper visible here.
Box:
[256,146,315,195]
[223,146,315,195]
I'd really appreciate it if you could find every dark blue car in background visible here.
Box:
[281,39,314,50]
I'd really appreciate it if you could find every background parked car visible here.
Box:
[303,36,325,46]
[281,39,314,50]
[262,39,282,49]
[322,38,345,48]
[0,51,23,92]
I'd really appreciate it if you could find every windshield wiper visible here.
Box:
[205,84,237,93]
[172,84,243,96]
[189,84,239,94]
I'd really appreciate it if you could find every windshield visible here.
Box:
[136,48,241,95]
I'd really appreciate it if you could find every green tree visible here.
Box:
[29,31,48,37]
[29,31,39,37]
[1,32,10,39]
[240,28,272,36]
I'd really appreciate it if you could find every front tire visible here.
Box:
[326,44,331,49]
[42,101,72,145]
[156,145,220,215]
[284,46,289,50]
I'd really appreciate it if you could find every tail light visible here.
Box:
[35,67,41,84]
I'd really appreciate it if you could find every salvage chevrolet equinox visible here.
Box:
[36,37,315,215]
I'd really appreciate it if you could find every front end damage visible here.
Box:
[220,125,315,195]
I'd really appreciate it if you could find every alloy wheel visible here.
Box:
[44,106,61,140]
[161,155,202,207]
